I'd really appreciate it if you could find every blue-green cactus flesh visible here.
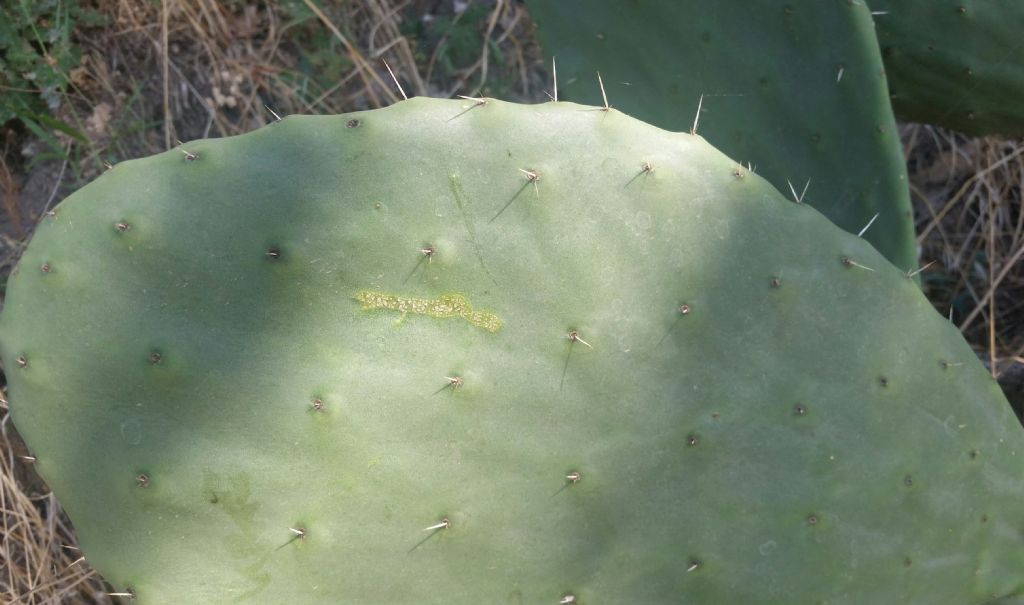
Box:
[1,98,1022,604]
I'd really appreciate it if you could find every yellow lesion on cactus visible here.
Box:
[354,290,503,333]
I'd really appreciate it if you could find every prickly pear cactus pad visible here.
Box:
[526,0,918,273]
[2,98,1023,604]
[872,0,1024,136]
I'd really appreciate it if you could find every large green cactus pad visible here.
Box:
[872,0,1024,136]
[526,0,917,272]
[2,98,1022,604]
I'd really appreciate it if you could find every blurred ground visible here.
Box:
[0,1,1020,602]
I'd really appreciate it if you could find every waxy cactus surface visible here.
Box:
[1,98,1022,604]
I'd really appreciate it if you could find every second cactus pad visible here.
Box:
[1,98,1022,604]
[526,0,918,272]
[872,0,1024,136]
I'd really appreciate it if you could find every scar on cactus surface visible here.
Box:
[1,97,1022,604]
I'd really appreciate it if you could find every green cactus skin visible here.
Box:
[1,97,1022,604]
[871,0,1024,136]
[525,0,918,273]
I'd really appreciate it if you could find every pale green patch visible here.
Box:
[354,290,503,333]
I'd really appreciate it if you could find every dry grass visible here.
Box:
[0,2,1022,603]
[64,0,535,175]
[1,410,109,604]
[904,125,1024,416]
